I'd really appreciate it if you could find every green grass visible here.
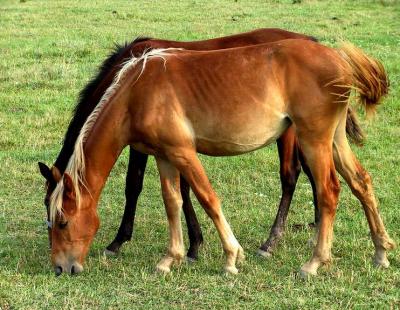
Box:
[1,0,400,308]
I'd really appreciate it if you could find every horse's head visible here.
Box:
[38,162,62,246]
[39,165,100,276]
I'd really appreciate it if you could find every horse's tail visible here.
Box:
[345,107,365,146]
[338,43,389,116]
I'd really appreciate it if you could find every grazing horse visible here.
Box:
[47,39,394,276]
[39,28,363,261]
[39,28,330,260]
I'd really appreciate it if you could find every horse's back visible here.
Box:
[130,28,315,53]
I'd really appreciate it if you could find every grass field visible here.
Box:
[1,0,400,308]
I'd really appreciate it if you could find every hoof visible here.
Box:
[257,248,272,259]
[186,256,197,264]
[373,247,391,269]
[299,262,318,279]
[155,264,171,274]
[103,249,118,256]
[299,268,317,280]
[224,266,238,275]
[186,248,199,262]
[373,257,390,269]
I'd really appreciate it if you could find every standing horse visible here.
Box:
[48,39,394,276]
[39,29,363,261]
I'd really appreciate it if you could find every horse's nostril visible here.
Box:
[70,264,83,275]
[54,266,62,276]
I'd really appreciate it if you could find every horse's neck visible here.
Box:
[82,100,130,199]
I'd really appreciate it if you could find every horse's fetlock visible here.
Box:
[317,251,332,264]
[224,244,239,257]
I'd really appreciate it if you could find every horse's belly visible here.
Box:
[194,112,290,156]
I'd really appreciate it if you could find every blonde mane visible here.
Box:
[49,48,179,223]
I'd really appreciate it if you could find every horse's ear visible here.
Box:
[38,162,53,182]
[51,166,62,182]
[63,173,75,200]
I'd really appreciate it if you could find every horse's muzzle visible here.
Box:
[54,263,83,276]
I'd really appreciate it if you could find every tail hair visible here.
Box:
[338,43,389,116]
[345,107,364,146]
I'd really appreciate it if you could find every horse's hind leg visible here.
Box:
[181,177,204,261]
[332,123,395,268]
[258,127,301,257]
[105,148,148,255]
[166,148,244,274]
[155,158,185,273]
[298,148,319,227]
[298,147,320,248]
[295,134,341,277]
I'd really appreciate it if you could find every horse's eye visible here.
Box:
[58,221,68,229]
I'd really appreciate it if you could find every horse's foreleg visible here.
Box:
[105,148,148,255]
[333,130,395,268]
[258,128,301,257]
[167,149,244,274]
[180,177,204,261]
[155,158,185,273]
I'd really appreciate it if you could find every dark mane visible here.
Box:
[54,37,152,172]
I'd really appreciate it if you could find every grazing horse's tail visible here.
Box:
[338,43,390,116]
